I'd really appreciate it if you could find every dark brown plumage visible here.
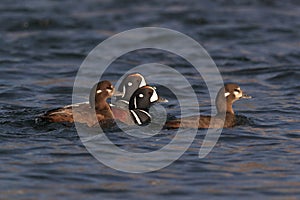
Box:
[165,83,251,129]
[40,80,116,127]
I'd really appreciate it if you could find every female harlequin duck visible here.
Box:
[114,85,167,125]
[40,80,119,127]
[164,83,251,129]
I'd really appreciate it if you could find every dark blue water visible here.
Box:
[1,0,300,199]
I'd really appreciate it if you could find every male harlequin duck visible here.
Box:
[115,85,167,125]
[164,83,251,129]
[111,72,148,123]
[114,73,147,108]
[110,73,168,125]
[40,80,119,127]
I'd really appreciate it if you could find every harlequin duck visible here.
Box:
[114,85,167,125]
[164,83,251,129]
[40,80,119,127]
[111,72,148,122]
[114,73,147,108]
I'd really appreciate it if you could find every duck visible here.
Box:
[164,83,251,129]
[115,85,167,125]
[113,72,147,108]
[111,73,168,125]
[39,80,119,127]
[111,72,147,123]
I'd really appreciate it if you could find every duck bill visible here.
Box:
[241,93,252,99]
[156,96,168,103]
[113,90,124,97]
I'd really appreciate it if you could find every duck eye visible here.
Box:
[139,93,144,98]
[128,82,133,86]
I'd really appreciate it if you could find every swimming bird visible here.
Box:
[40,80,119,127]
[114,85,167,125]
[164,83,251,129]
[114,72,147,108]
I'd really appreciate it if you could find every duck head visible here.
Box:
[89,80,116,111]
[117,73,147,103]
[129,85,166,125]
[216,83,251,114]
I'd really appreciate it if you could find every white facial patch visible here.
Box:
[224,92,230,97]
[233,88,243,98]
[106,89,112,93]
[233,91,239,96]
[128,82,133,86]
[96,90,102,94]
[150,89,159,102]
[139,77,147,88]
[139,93,144,98]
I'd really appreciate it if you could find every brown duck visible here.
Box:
[164,83,251,129]
[40,80,118,127]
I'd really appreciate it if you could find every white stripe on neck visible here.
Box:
[130,110,142,125]
[137,109,151,119]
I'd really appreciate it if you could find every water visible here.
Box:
[1,0,300,199]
